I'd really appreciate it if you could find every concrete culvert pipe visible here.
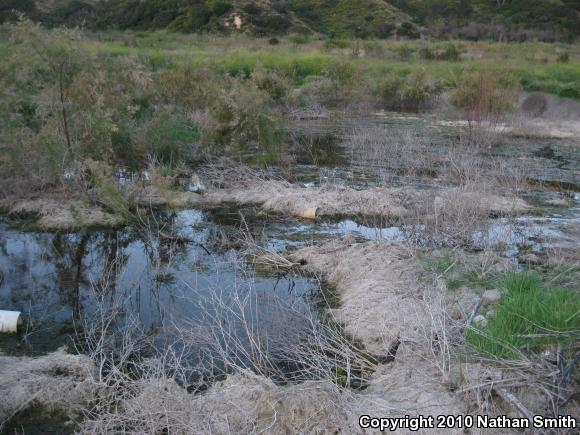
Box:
[0,310,22,333]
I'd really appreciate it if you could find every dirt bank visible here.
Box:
[0,350,95,426]
[6,198,123,231]
[201,181,530,220]
[290,240,469,423]
[81,372,361,434]
[2,181,529,231]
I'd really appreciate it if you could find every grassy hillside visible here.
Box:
[289,0,410,38]
[0,0,578,40]
[393,0,580,41]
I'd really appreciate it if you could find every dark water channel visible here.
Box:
[0,209,320,356]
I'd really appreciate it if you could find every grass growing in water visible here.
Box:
[468,272,579,358]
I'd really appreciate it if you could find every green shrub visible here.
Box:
[203,80,284,160]
[250,13,292,35]
[251,64,291,102]
[395,44,414,61]
[380,68,443,111]
[397,21,419,39]
[323,38,350,50]
[418,46,435,60]
[155,63,220,109]
[452,65,520,118]
[418,43,460,61]
[440,43,460,61]
[557,52,570,63]
[136,111,200,165]
[288,33,309,44]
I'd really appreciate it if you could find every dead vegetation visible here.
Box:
[290,240,468,419]
[54,248,379,433]
[0,349,95,430]
[6,198,123,230]
[0,22,577,433]
[291,240,578,430]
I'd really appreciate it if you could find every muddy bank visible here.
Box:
[5,198,123,231]
[0,350,94,426]
[2,181,530,231]
[290,240,468,422]
[202,181,530,220]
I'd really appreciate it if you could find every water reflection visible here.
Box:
[0,210,318,355]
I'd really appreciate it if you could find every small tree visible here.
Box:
[10,16,82,159]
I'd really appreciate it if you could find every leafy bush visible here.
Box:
[288,33,309,44]
[155,63,219,109]
[452,65,520,119]
[323,38,350,50]
[203,79,284,160]
[418,43,460,61]
[395,44,414,61]
[251,64,291,102]
[397,21,419,39]
[557,52,570,64]
[380,68,443,111]
[135,111,200,165]
[250,13,292,35]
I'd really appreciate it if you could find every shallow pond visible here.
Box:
[1,111,578,359]
[0,209,320,356]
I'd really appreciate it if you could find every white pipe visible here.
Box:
[0,310,22,333]
[298,207,318,220]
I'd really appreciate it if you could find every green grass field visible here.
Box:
[76,32,580,97]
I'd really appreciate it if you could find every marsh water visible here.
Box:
[1,112,579,357]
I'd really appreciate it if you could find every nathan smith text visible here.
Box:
[358,414,577,431]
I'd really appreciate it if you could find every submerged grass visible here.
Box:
[467,272,579,358]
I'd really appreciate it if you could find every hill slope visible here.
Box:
[1,0,578,40]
